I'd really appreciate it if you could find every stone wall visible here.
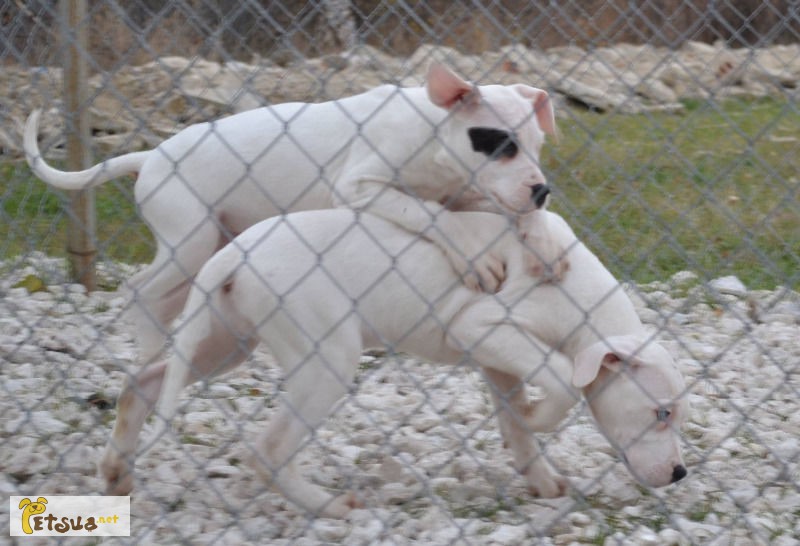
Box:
[3,39,798,159]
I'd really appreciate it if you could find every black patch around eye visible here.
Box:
[468,127,519,160]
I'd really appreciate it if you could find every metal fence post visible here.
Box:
[61,0,96,290]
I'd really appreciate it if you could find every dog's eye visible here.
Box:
[468,127,519,159]
[655,407,671,422]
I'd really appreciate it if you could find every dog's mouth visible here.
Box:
[618,451,687,487]
[446,187,544,215]
[491,184,550,214]
[490,191,538,215]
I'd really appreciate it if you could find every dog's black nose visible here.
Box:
[671,464,687,483]
[531,184,550,208]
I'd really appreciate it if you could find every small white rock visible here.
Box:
[631,525,660,544]
[380,482,418,504]
[8,411,69,435]
[206,464,242,478]
[709,275,747,296]
[311,519,349,542]
[569,512,592,526]
[207,384,238,398]
[487,524,527,544]
[658,528,687,545]
[378,455,408,483]
[348,518,384,543]
[672,270,699,286]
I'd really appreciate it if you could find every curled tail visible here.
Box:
[24,109,151,190]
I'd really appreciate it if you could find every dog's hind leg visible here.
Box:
[125,273,191,364]
[250,404,364,518]
[124,218,228,364]
[100,360,167,495]
[101,306,256,495]
[248,319,364,518]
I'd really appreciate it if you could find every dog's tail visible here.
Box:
[24,109,151,190]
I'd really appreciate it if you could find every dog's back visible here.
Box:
[204,209,487,363]
[196,208,642,362]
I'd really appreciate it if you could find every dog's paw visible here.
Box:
[528,473,568,498]
[472,252,506,293]
[434,211,507,292]
[99,452,134,495]
[446,247,506,293]
[323,492,364,518]
[523,241,569,283]
[522,462,568,498]
[519,209,570,283]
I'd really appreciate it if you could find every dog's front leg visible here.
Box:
[336,175,506,292]
[483,367,569,497]
[448,304,580,497]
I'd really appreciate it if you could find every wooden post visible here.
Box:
[61,0,96,290]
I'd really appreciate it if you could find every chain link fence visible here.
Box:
[1,1,799,544]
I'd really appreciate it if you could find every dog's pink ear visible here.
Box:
[511,84,558,139]
[427,62,480,109]
[572,336,643,388]
[572,348,620,389]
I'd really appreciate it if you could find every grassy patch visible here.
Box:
[1,96,798,289]
[546,97,799,289]
[0,162,154,264]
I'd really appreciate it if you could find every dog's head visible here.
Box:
[426,63,557,214]
[572,335,689,488]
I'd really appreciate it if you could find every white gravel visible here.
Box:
[1,253,799,545]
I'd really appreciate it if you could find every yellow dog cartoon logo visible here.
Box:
[19,497,48,534]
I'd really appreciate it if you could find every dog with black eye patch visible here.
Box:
[25,63,563,367]
[466,127,552,210]
[469,127,520,159]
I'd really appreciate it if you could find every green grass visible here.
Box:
[545,96,799,289]
[1,96,798,289]
[0,162,154,264]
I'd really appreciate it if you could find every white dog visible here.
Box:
[104,208,687,517]
[24,63,560,365]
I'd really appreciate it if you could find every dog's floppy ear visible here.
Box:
[572,335,645,388]
[511,84,558,139]
[427,62,480,109]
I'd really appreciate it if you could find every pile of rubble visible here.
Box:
[2,40,799,157]
[2,254,799,543]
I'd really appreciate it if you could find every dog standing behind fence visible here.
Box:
[24,62,561,366]
[108,207,689,517]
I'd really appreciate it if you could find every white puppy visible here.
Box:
[24,63,560,365]
[105,208,688,517]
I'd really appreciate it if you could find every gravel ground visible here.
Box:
[1,254,799,545]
